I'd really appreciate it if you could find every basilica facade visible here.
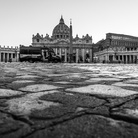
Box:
[32,16,93,63]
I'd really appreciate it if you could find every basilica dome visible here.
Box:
[52,16,70,39]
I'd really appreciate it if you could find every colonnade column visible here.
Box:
[3,53,5,62]
[126,55,128,63]
[7,53,9,62]
[134,55,136,63]
[17,53,19,62]
[129,55,132,63]
[15,52,19,62]
[122,55,125,63]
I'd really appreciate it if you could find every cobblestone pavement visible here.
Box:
[1,62,138,138]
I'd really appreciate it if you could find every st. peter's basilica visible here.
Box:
[32,16,93,63]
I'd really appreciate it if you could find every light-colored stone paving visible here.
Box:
[19,84,62,92]
[126,109,138,117]
[112,82,138,87]
[125,79,138,84]
[85,77,121,82]
[0,89,23,97]
[6,90,60,115]
[12,80,35,84]
[54,81,70,84]
[66,84,138,97]
[15,75,39,79]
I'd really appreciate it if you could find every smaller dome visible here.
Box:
[52,16,70,40]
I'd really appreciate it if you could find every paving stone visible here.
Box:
[19,84,62,92]
[125,79,138,84]
[30,104,76,119]
[26,115,138,138]
[54,81,70,84]
[0,89,23,98]
[12,80,35,84]
[106,94,138,108]
[66,84,138,97]
[112,82,138,87]
[15,75,39,79]
[85,77,121,82]
[110,98,138,121]
[0,112,31,138]
[5,90,60,115]
[16,72,34,76]
[39,92,106,108]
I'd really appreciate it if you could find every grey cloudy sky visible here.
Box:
[0,0,138,46]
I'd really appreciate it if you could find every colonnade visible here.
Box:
[0,52,19,62]
[104,54,138,63]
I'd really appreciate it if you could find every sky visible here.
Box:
[0,0,138,47]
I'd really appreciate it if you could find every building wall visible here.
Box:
[95,33,138,63]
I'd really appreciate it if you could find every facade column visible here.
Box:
[82,49,85,63]
[106,55,108,61]
[113,54,115,61]
[65,48,67,62]
[107,48,109,61]
[59,48,62,58]
[0,52,1,62]
[118,55,120,61]
[90,49,92,62]
[55,48,57,55]
[76,49,78,63]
